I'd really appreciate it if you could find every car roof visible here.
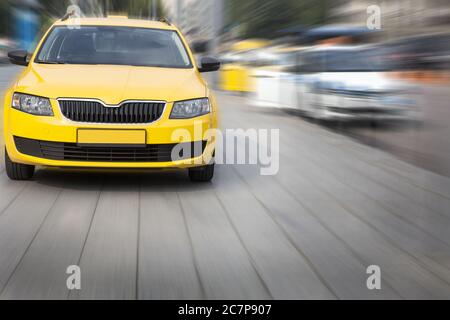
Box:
[53,17,177,31]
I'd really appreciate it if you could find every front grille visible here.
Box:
[327,107,404,115]
[59,100,165,124]
[326,89,392,98]
[14,136,206,163]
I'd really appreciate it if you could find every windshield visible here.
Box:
[35,26,192,68]
[302,49,388,72]
[276,52,297,66]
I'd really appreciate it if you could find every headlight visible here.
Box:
[12,93,53,116]
[170,98,210,119]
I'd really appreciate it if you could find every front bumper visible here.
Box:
[315,93,419,121]
[4,95,217,168]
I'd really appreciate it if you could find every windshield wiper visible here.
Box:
[36,60,67,64]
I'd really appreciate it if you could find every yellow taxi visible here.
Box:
[4,16,220,181]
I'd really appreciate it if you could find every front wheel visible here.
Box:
[5,148,35,180]
[188,164,214,182]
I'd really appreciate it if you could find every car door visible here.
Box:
[293,51,321,115]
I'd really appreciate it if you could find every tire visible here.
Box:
[188,164,214,182]
[5,149,35,180]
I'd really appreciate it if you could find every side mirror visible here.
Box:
[8,50,29,66]
[198,56,220,73]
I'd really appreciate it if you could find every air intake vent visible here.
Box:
[59,100,165,124]
[14,136,206,163]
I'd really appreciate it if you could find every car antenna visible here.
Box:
[61,9,76,21]
[159,17,171,26]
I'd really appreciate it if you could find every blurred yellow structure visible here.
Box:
[230,39,270,51]
[219,39,271,92]
[219,64,253,92]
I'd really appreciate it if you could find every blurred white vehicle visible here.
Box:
[254,45,420,121]
[288,46,420,121]
[251,48,300,108]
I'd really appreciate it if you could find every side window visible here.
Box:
[36,28,67,62]
[284,53,305,74]
[296,54,308,73]
[171,32,190,66]
[302,53,324,73]
[300,53,314,73]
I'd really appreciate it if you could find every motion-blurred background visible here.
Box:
[2,0,450,74]
[2,1,450,300]
[1,0,450,176]
[2,1,450,81]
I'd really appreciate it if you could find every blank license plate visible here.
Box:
[77,129,146,147]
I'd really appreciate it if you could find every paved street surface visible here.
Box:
[328,85,450,178]
[1,66,450,299]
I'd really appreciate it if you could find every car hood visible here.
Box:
[314,72,413,93]
[15,64,207,104]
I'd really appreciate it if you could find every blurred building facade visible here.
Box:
[164,0,223,42]
[329,0,450,39]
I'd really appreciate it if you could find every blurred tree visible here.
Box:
[226,0,328,39]
[0,1,10,36]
